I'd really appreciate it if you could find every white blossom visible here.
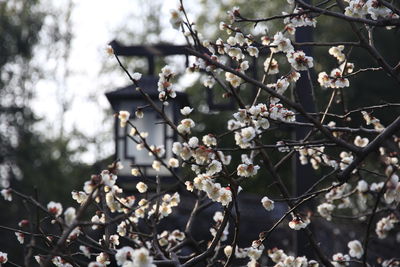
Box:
[106,45,114,56]
[136,182,148,193]
[152,160,162,171]
[118,111,130,127]
[1,189,12,201]
[287,50,314,71]
[317,203,335,221]
[180,106,193,116]
[375,214,398,239]
[47,201,63,217]
[329,46,346,62]
[203,134,217,146]
[225,72,242,87]
[345,0,368,18]
[235,127,256,148]
[80,246,91,258]
[261,196,274,211]
[332,253,350,267]
[177,119,195,134]
[348,240,364,259]
[240,60,249,71]
[207,160,222,176]
[235,32,245,46]
[64,207,76,226]
[15,232,24,244]
[96,252,110,265]
[354,136,369,147]
[264,58,279,74]
[270,32,294,53]
[132,247,155,267]
[247,46,259,57]
[101,170,117,187]
[168,158,179,168]
[357,180,369,193]
[224,245,233,257]
[169,9,182,29]
[283,7,316,28]
[268,248,287,263]
[218,187,232,206]
[289,215,310,230]
[132,72,142,81]
[115,246,134,266]
[247,245,264,260]
[131,168,140,176]
[227,47,245,61]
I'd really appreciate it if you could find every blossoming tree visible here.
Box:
[1,0,400,266]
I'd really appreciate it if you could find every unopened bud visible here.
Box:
[224,245,232,257]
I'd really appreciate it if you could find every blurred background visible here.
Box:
[1,0,399,264]
[0,0,284,223]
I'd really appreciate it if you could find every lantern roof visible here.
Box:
[106,75,189,111]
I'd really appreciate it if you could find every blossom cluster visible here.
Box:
[157,65,177,103]
[344,0,400,22]
[1,0,400,266]
[317,46,352,89]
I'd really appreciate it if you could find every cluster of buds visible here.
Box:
[157,65,177,104]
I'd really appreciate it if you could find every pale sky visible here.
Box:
[32,0,193,163]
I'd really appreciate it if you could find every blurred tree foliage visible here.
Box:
[0,0,44,187]
[0,0,110,260]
